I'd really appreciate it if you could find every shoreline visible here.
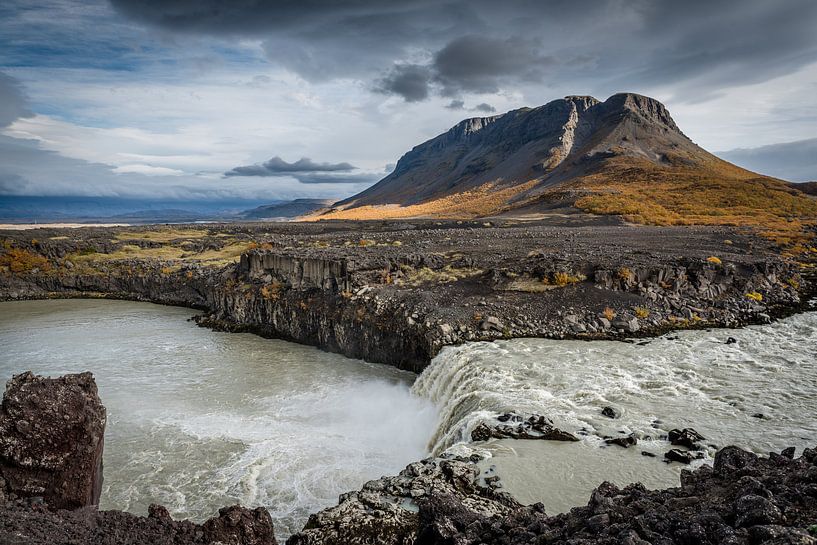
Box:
[2,368,816,544]
[1,221,815,371]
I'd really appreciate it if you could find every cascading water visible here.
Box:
[413,309,817,458]
[0,299,439,539]
[3,298,816,532]
[411,307,817,513]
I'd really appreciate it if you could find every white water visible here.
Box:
[2,299,816,532]
[0,299,438,538]
[413,308,817,513]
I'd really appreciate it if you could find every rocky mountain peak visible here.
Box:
[603,92,679,131]
[329,92,732,215]
[563,95,600,113]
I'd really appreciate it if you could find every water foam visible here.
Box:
[413,310,817,457]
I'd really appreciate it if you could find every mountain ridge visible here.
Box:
[314,93,817,249]
[327,92,726,216]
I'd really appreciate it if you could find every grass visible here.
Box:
[115,228,209,243]
[396,265,482,287]
[571,157,817,249]
[746,291,763,302]
[633,306,650,319]
[306,180,538,221]
[0,246,52,274]
[69,239,257,268]
[549,271,586,286]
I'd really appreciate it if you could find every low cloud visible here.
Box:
[224,155,379,184]
[0,72,32,127]
[225,156,358,178]
[718,137,817,182]
[445,100,495,113]
[473,103,496,113]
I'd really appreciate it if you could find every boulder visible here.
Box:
[470,414,578,442]
[0,371,106,509]
[605,434,638,448]
[668,428,706,450]
[202,505,277,545]
[601,406,619,419]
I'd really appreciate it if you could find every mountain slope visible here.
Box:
[315,93,817,247]
[241,199,334,220]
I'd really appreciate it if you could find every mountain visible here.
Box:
[789,181,817,196]
[0,196,269,223]
[718,137,817,182]
[241,199,335,220]
[316,93,817,237]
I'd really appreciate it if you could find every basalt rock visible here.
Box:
[286,457,520,545]
[0,371,106,510]
[415,445,817,544]
[0,371,277,544]
[668,427,706,450]
[471,414,579,442]
[605,434,638,448]
[0,500,277,545]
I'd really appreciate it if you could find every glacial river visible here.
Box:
[1,299,815,539]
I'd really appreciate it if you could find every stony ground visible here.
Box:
[1,218,815,369]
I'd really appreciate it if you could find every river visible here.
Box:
[1,299,815,538]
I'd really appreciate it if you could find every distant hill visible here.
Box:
[790,181,817,196]
[0,196,268,224]
[315,93,817,246]
[241,199,334,220]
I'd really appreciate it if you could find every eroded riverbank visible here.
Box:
[2,299,816,542]
[1,220,814,371]
[0,299,437,538]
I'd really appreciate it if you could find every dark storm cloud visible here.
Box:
[225,156,356,178]
[224,156,378,184]
[0,72,32,127]
[718,138,817,182]
[432,36,556,96]
[444,100,495,114]
[375,64,432,102]
[82,1,817,102]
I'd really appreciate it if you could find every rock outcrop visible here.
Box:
[0,371,106,510]
[286,457,520,545]
[0,371,277,545]
[413,446,817,544]
[0,500,277,545]
[470,413,579,442]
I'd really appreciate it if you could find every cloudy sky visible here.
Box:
[1,0,816,206]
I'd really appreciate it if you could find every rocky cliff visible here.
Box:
[0,371,106,510]
[0,371,277,545]
[0,222,811,371]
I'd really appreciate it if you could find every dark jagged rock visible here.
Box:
[604,434,637,448]
[0,500,277,545]
[664,448,704,464]
[471,414,579,442]
[668,427,706,450]
[414,446,817,545]
[0,371,106,510]
[201,505,277,545]
[0,372,276,545]
[285,457,520,545]
[601,406,619,419]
